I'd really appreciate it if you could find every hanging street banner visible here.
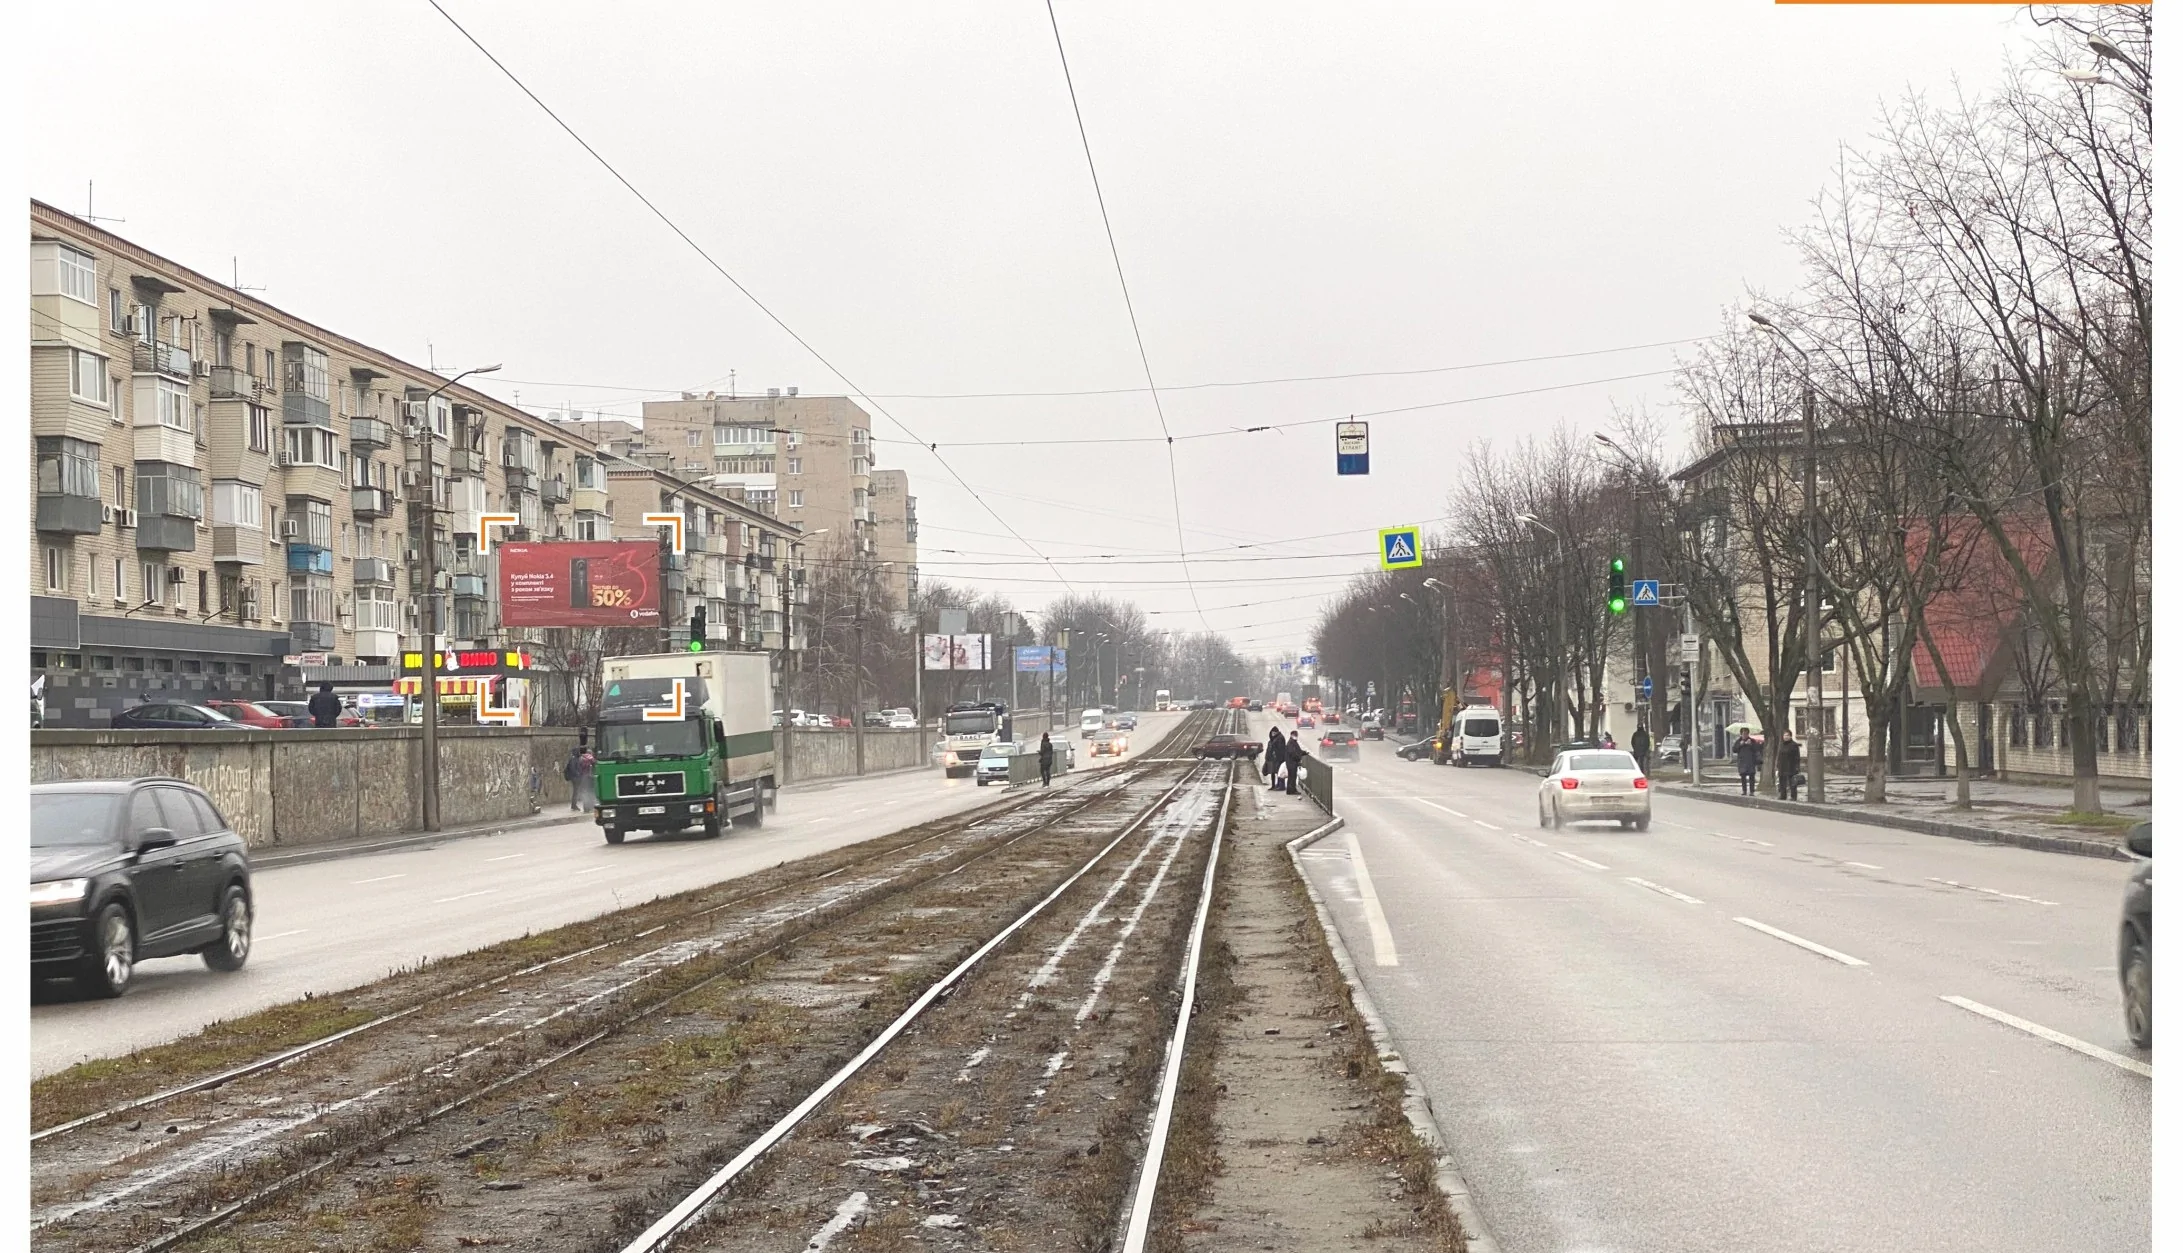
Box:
[1336,421,1370,475]
[1378,526,1423,570]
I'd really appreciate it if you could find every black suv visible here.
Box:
[32,779,254,997]
[2121,822,2151,1048]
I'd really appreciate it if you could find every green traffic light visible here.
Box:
[687,639,704,652]
[1610,596,1629,614]
[1611,557,1626,572]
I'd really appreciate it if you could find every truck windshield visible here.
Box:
[598,720,707,761]
[945,711,997,736]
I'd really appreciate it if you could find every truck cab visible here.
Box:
[938,702,1010,778]
[592,654,776,844]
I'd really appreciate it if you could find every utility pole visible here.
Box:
[411,363,501,832]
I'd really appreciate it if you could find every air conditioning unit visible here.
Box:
[401,400,428,422]
[282,518,301,539]
[100,503,115,524]
[166,567,186,585]
[401,469,421,489]
[116,314,136,335]
[194,361,212,379]
[122,508,139,528]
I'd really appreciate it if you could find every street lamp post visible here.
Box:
[1515,513,1568,750]
[413,363,501,832]
[1749,312,1826,804]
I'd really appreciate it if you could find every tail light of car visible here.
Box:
[1632,778,1648,789]
[1560,777,1579,790]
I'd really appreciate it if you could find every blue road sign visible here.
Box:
[1632,579,1661,607]
[1298,653,1318,667]
[1279,661,1293,671]
[1637,676,1654,700]
[1336,421,1370,475]
[1378,527,1423,570]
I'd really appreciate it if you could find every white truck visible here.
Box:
[1446,704,1506,767]
[592,652,777,843]
[937,702,1011,778]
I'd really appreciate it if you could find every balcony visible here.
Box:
[452,573,488,600]
[501,463,536,493]
[135,511,198,554]
[283,389,331,428]
[210,366,260,400]
[448,448,486,477]
[351,486,393,519]
[350,416,395,450]
[36,493,104,536]
[290,620,336,651]
[213,525,265,565]
[354,556,395,585]
[132,340,194,381]
[542,476,571,505]
[286,545,334,574]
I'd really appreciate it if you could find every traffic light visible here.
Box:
[688,605,708,652]
[1608,556,1629,615]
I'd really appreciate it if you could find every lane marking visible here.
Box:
[1712,832,1774,847]
[1473,820,1503,831]
[1733,917,1868,967]
[573,865,616,876]
[351,873,405,885]
[1940,996,2151,1078]
[1845,861,1883,870]
[1413,798,1469,818]
[1625,877,1703,904]
[254,929,308,942]
[1345,830,1400,967]
[1925,877,2059,906]
[1555,851,1609,871]
[485,853,526,863]
[433,889,499,904]
[1512,834,1549,848]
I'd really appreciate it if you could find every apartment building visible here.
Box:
[869,468,919,607]
[600,457,809,656]
[27,203,790,727]
[639,390,900,603]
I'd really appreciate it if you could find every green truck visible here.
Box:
[592,651,777,844]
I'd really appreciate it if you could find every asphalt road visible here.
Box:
[1281,721,2150,1253]
[31,712,1190,1078]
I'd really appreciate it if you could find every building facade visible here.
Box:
[868,467,919,607]
[28,203,806,727]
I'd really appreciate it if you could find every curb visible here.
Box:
[1286,815,1502,1253]
[250,809,581,870]
[1656,784,2130,861]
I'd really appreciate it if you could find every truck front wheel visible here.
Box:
[604,827,625,845]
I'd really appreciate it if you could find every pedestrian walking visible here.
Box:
[1038,732,1054,787]
[307,681,342,728]
[1733,730,1761,797]
[1630,723,1652,775]
[1284,731,1305,795]
[1777,732,1803,802]
[565,735,596,811]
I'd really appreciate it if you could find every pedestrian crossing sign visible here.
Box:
[1379,526,1423,570]
[1632,579,1660,607]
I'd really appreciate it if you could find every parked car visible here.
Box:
[886,713,919,730]
[1090,730,1129,757]
[2121,822,2152,1048]
[1538,749,1651,831]
[1395,736,1435,762]
[1317,729,1360,760]
[1192,735,1262,761]
[31,779,254,997]
[110,702,252,731]
[1655,734,1683,762]
[974,742,1022,786]
[257,700,364,729]
[203,700,291,730]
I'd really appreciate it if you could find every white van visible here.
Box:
[1080,707,1108,738]
[1448,705,1505,767]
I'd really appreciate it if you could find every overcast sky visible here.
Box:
[28,1,2039,657]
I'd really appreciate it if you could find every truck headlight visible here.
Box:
[31,878,89,907]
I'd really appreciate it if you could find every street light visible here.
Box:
[1748,311,1827,803]
[414,363,501,833]
[2088,32,2150,84]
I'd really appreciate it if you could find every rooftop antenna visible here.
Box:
[230,258,265,297]
[84,181,124,226]
[729,369,736,400]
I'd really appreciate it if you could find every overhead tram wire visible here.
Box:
[1042,0,1205,629]
[424,0,1073,593]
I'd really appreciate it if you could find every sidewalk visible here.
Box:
[1658,773,2147,861]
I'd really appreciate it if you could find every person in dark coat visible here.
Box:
[1777,732,1802,801]
[307,681,342,728]
[564,734,596,811]
[1284,732,1305,795]
[1038,732,1054,787]
[1630,723,1652,774]
[1265,727,1287,788]
[1732,730,1761,796]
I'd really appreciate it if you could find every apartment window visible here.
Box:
[288,573,335,625]
[248,404,272,453]
[36,437,101,500]
[44,547,69,592]
[292,500,334,549]
[851,427,870,446]
[431,396,452,440]
[2007,705,2027,748]
[112,557,126,605]
[137,464,204,519]
[197,570,208,613]
[283,425,339,469]
[146,377,192,432]
[357,585,398,633]
[69,349,111,406]
[786,457,802,475]
[141,561,167,607]
[109,287,126,332]
[31,243,99,304]
[285,343,331,401]
[852,456,870,476]
[686,428,701,447]
[134,303,154,345]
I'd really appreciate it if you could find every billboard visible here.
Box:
[497,542,663,627]
[1013,645,1068,676]
[922,633,992,670]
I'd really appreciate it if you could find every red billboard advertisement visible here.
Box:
[497,541,663,627]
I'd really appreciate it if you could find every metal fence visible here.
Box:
[1296,752,1335,814]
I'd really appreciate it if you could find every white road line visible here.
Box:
[1555,851,1609,871]
[1845,861,1883,870]
[573,865,616,876]
[1413,799,1469,818]
[254,929,308,942]
[1734,917,1868,967]
[1473,820,1503,831]
[1345,830,1399,967]
[1926,877,2060,906]
[1625,877,1703,904]
[485,853,526,862]
[1941,996,2151,1078]
[1712,832,1775,847]
[351,873,405,885]
[1512,834,1549,848]
[433,889,499,904]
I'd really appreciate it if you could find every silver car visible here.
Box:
[1538,749,1651,830]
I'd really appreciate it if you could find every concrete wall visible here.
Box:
[31,727,578,850]
[778,728,925,784]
